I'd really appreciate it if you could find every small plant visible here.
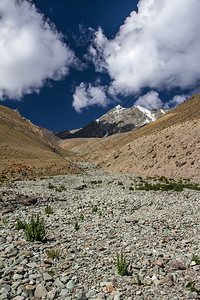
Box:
[67,220,71,225]
[92,206,98,213]
[24,215,45,242]
[117,181,123,186]
[191,255,200,265]
[45,204,54,215]
[48,183,55,189]
[80,214,84,221]
[190,282,200,295]
[2,218,8,224]
[55,185,66,192]
[46,249,59,260]
[48,183,66,192]
[116,252,127,276]
[91,180,102,184]
[48,269,55,276]
[99,211,102,217]
[129,186,134,191]
[0,174,8,182]
[74,221,80,231]
[137,273,141,286]
[16,219,26,230]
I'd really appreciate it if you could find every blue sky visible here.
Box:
[1,0,200,132]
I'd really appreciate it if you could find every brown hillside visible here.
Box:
[61,94,200,179]
[0,105,81,178]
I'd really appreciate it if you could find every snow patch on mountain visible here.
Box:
[136,105,156,122]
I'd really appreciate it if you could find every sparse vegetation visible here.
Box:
[48,183,66,192]
[48,269,55,276]
[74,221,80,231]
[92,206,98,213]
[137,273,142,286]
[80,213,84,220]
[16,219,26,230]
[135,178,200,192]
[90,180,102,184]
[191,255,200,265]
[117,181,123,186]
[2,218,8,224]
[24,215,45,242]
[0,174,8,182]
[45,204,54,215]
[48,183,55,189]
[190,283,200,295]
[46,249,59,260]
[116,252,127,276]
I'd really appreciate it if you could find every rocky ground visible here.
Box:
[0,162,200,299]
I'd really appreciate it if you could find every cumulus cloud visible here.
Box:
[89,0,200,98]
[165,94,189,109]
[134,91,163,109]
[0,0,76,99]
[72,82,108,113]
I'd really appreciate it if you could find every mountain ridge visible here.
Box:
[61,93,200,179]
[0,104,81,178]
[56,105,167,139]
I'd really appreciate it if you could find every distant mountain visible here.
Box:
[0,105,81,178]
[56,105,167,139]
[61,93,200,179]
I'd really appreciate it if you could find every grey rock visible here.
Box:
[54,278,65,289]
[77,291,87,300]
[60,289,69,296]
[13,274,23,280]
[43,273,53,281]
[35,284,48,298]
[66,279,75,290]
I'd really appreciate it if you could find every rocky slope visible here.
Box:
[0,105,81,178]
[0,162,200,299]
[56,105,167,139]
[61,93,200,179]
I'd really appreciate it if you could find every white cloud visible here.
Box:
[89,0,200,97]
[134,91,163,109]
[165,94,189,109]
[72,82,108,113]
[0,0,76,99]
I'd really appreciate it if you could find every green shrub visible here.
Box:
[90,180,102,184]
[74,221,80,231]
[45,204,54,215]
[48,183,55,189]
[80,214,84,221]
[137,273,141,286]
[46,249,59,259]
[191,255,200,265]
[55,185,66,192]
[92,206,98,213]
[116,252,127,276]
[16,219,26,230]
[2,218,8,224]
[24,215,45,242]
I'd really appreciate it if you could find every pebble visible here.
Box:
[0,161,200,299]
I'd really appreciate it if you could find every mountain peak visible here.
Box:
[56,104,167,139]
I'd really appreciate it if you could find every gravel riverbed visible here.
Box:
[0,162,200,300]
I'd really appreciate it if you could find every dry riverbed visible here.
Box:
[0,162,200,300]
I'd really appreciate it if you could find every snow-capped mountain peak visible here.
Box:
[56,105,167,139]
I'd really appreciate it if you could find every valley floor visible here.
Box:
[0,162,200,299]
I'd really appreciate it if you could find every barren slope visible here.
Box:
[0,105,80,178]
[61,94,200,179]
